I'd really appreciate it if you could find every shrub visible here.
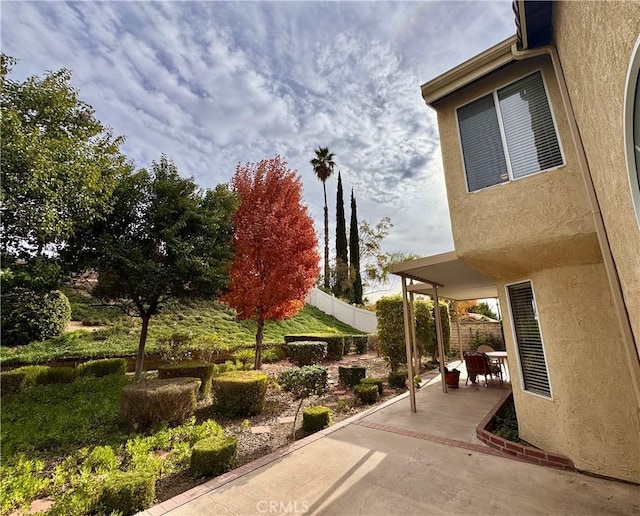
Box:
[34,366,76,385]
[232,348,255,367]
[359,377,383,396]
[211,371,268,417]
[95,469,156,516]
[77,358,127,378]
[338,365,366,388]
[262,347,285,363]
[388,370,407,389]
[120,378,200,429]
[84,446,118,474]
[376,296,407,371]
[190,435,238,477]
[352,335,368,354]
[278,366,328,400]
[354,383,379,404]
[283,341,327,366]
[1,288,71,346]
[302,405,331,433]
[158,361,216,398]
[0,365,48,396]
[0,455,49,515]
[284,335,343,360]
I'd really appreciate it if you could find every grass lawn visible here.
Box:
[0,290,364,366]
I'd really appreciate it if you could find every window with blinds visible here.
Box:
[507,281,551,398]
[457,71,563,192]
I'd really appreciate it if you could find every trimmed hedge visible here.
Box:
[77,358,127,378]
[354,383,379,404]
[95,469,156,516]
[283,341,327,366]
[359,377,383,396]
[338,365,366,388]
[1,288,71,346]
[388,370,407,389]
[158,361,216,398]
[278,365,328,400]
[302,405,332,433]
[211,371,268,417]
[190,435,238,477]
[284,335,344,360]
[35,366,76,385]
[0,365,48,395]
[120,377,200,428]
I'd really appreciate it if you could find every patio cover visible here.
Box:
[390,251,498,412]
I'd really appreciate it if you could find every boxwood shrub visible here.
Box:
[158,361,216,398]
[0,365,48,395]
[283,341,327,366]
[359,377,383,396]
[95,469,156,516]
[34,366,77,385]
[190,435,238,477]
[338,365,366,388]
[354,383,379,404]
[211,371,268,417]
[388,369,408,389]
[77,358,127,378]
[284,335,343,360]
[302,405,332,433]
[120,377,201,429]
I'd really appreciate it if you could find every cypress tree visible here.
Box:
[349,189,363,305]
[334,172,349,297]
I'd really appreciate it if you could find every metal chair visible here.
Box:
[464,351,502,387]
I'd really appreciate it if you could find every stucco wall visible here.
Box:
[498,263,640,483]
[553,1,640,355]
[434,56,600,280]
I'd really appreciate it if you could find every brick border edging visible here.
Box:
[475,391,575,471]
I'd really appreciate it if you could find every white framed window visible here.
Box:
[624,36,640,227]
[506,280,552,398]
[458,70,564,193]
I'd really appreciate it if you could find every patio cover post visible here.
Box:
[408,288,420,385]
[401,274,417,412]
[433,285,448,393]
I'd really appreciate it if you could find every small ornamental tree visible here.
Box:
[278,365,328,439]
[222,156,320,369]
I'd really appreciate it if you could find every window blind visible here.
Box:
[507,281,551,397]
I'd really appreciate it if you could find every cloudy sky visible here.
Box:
[2,0,514,281]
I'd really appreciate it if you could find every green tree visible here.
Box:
[334,171,348,297]
[310,147,336,290]
[65,156,237,378]
[1,54,132,259]
[349,190,363,305]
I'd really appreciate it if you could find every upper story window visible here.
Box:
[624,36,640,227]
[457,71,564,193]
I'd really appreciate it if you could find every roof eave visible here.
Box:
[420,36,517,108]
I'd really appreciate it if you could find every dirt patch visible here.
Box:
[155,352,433,503]
[66,321,108,333]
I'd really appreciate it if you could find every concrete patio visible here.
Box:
[140,363,640,516]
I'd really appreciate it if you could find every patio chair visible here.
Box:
[477,344,501,369]
[464,351,502,387]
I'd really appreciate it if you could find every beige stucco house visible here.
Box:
[392,1,640,483]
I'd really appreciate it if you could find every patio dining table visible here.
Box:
[485,350,509,381]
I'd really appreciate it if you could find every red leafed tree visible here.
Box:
[223,156,320,369]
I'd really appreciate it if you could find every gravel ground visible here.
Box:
[155,352,422,502]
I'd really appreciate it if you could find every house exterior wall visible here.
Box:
[497,263,640,483]
[552,1,640,355]
[433,56,601,281]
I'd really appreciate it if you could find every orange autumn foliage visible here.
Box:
[222,156,319,367]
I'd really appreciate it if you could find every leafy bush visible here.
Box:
[302,405,331,433]
[278,365,329,400]
[95,469,156,516]
[352,335,368,354]
[84,445,118,474]
[190,435,237,477]
[359,377,383,395]
[338,365,366,388]
[0,365,48,396]
[262,347,285,363]
[156,329,195,362]
[1,288,71,346]
[376,296,407,371]
[388,369,407,389]
[35,366,77,385]
[77,358,127,378]
[232,348,255,367]
[283,341,328,366]
[284,334,343,360]
[0,455,49,515]
[354,383,379,404]
[120,377,201,429]
[158,361,216,398]
[211,371,268,417]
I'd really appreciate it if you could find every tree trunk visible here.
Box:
[254,317,264,370]
[323,182,330,289]
[135,313,151,379]
[291,397,304,441]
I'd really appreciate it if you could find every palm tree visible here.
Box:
[310,146,336,289]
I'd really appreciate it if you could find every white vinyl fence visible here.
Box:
[306,288,377,334]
